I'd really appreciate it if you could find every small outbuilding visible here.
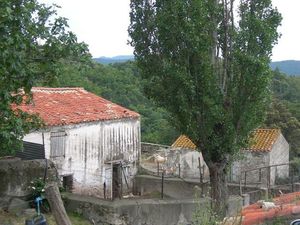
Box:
[168,135,209,180]
[230,129,289,186]
[18,87,141,199]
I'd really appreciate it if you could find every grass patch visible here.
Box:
[0,210,91,225]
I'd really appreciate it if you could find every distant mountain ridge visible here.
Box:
[93,55,134,64]
[94,56,300,76]
[270,60,300,76]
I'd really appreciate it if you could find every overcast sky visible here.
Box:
[39,0,299,61]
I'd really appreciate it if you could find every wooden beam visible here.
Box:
[45,182,72,225]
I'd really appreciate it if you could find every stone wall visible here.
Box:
[0,158,58,198]
[231,151,270,185]
[141,142,170,154]
[269,133,290,183]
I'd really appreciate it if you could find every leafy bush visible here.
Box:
[28,177,46,199]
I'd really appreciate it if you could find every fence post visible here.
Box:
[161,170,164,199]
[259,168,262,183]
[198,157,203,185]
[244,171,247,189]
[267,166,271,194]
[157,162,160,175]
[275,166,278,184]
[178,163,181,178]
[239,178,242,196]
[292,168,295,192]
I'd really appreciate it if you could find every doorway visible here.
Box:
[112,164,122,199]
[62,174,73,192]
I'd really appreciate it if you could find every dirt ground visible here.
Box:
[0,210,91,225]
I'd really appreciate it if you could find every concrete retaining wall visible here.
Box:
[135,175,210,199]
[64,193,208,225]
[0,158,58,198]
[64,193,243,225]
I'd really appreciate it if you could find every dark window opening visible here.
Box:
[62,175,73,192]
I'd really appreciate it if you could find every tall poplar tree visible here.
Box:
[0,0,90,156]
[129,0,281,214]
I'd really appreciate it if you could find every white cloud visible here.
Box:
[39,0,133,57]
[272,0,300,61]
[39,0,299,61]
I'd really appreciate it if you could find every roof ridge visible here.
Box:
[255,128,280,132]
[32,87,84,91]
[31,87,86,94]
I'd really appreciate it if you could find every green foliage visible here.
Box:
[129,0,281,213]
[28,177,46,199]
[265,99,300,157]
[192,201,218,225]
[52,60,178,145]
[272,69,300,112]
[0,0,91,155]
[265,70,300,157]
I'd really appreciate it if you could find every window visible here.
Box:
[50,131,67,158]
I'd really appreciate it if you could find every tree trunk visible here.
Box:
[208,164,229,218]
[45,182,72,225]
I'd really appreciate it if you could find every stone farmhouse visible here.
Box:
[230,128,289,186]
[18,87,141,199]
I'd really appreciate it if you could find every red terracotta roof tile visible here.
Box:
[246,129,280,152]
[17,87,139,126]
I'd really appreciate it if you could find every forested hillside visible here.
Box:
[265,70,300,157]
[93,55,134,64]
[94,56,300,76]
[42,60,178,145]
[39,60,300,155]
[270,60,300,76]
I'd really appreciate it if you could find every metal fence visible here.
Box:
[236,162,300,196]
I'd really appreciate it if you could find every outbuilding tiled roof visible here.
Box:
[17,87,139,127]
[172,129,281,152]
[171,135,197,150]
[247,129,280,152]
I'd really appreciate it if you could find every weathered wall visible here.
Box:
[24,118,141,198]
[0,158,58,198]
[231,151,269,184]
[269,133,289,183]
[166,149,209,180]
